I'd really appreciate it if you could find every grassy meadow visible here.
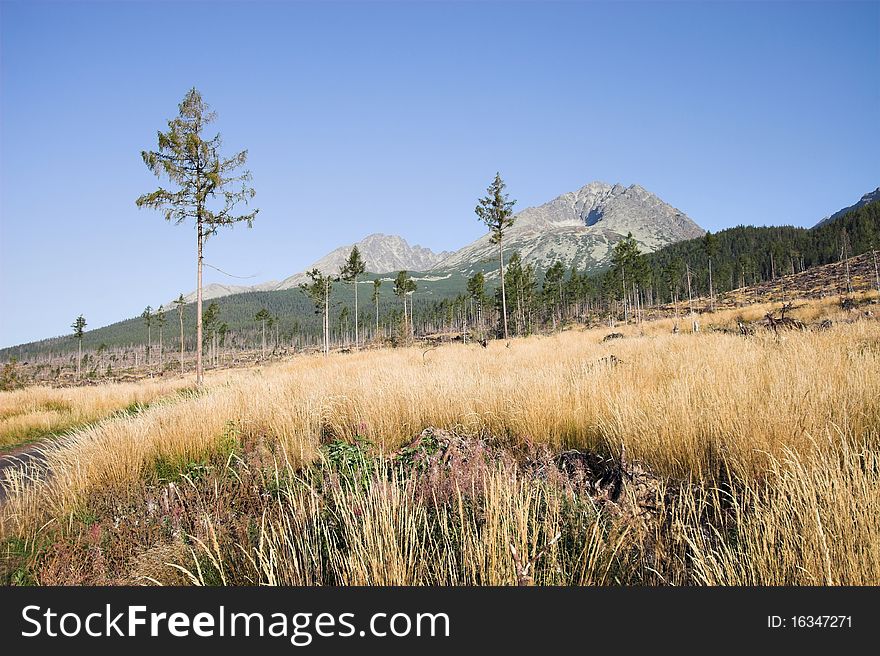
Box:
[0,378,201,451]
[1,295,879,585]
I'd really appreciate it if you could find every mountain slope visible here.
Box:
[431,182,704,276]
[177,280,280,304]
[276,233,451,289]
[4,199,877,362]
[595,198,880,302]
[177,234,451,303]
[813,187,880,228]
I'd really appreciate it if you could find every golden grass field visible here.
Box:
[0,378,198,450]
[1,294,878,585]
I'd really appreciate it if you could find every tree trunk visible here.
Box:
[77,339,82,379]
[686,263,693,316]
[498,239,508,340]
[402,295,407,339]
[353,276,359,351]
[196,222,204,386]
[324,280,329,356]
[874,249,880,294]
[708,257,714,309]
[158,327,163,371]
[178,309,184,374]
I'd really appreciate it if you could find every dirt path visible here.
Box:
[0,439,50,504]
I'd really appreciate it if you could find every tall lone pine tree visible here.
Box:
[136,88,258,386]
[475,173,516,341]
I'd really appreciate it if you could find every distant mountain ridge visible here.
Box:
[8,187,878,359]
[177,280,280,304]
[431,181,704,276]
[175,181,702,304]
[175,234,450,303]
[275,233,451,289]
[814,187,880,228]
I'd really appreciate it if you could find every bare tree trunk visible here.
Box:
[77,339,82,379]
[402,294,408,340]
[498,240,509,340]
[324,279,330,356]
[196,222,204,386]
[708,257,714,310]
[178,308,184,374]
[354,275,359,351]
[686,262,696,332]
[874,249,880,294]
[158,327,163,371]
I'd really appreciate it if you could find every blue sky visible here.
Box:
[1,0,878,347]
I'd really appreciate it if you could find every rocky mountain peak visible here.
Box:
[431,181,704,275]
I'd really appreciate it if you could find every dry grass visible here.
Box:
[1,296,878,585]
[0,377,200,449]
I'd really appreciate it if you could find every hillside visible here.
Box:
[175,234,451,304]
[432,181,704,276]
[275,234,451,290]
[813,187,880,228]
[600,197,880,302]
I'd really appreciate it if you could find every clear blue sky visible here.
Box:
[1,1,878,347]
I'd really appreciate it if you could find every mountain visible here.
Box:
[176,280,280,304]
[275,233,451,289]
[813,187,880,228]
[175,234,451,303]
[6,197,877,362]
[430,182,704,276]
[176,184,699,303]
[595,197,880,302]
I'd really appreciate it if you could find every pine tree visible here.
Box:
[704,231,719,308]
[271,314,280,353]
[393,271,417,340]
[71,315,86,379]
[340,246,367,351]
[155,305,166,370]
[299,269,335,355]
[475,173,516,340]
[543,261,565,328]
[611,233,643,322]
[136,88,258,386]
[202,302,220,367]
[254,308,271,359]
[466,271,486,332]
[371,279,382,338]
[141,306,153,366]
[174,294,186,373]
